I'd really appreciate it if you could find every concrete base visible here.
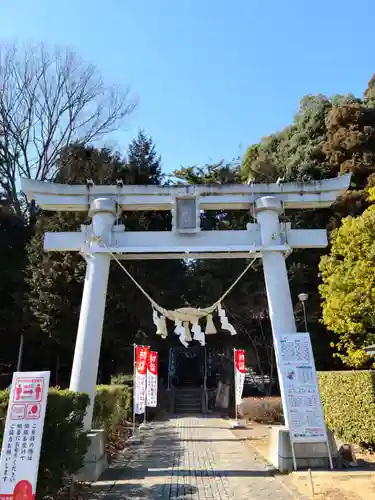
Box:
[230,420,241,429]
[75,429,108,482]
[127,427,142,444]
[269,426,338,473]
[230,420,246,429]
[127,434,141,444]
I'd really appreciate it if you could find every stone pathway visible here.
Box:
[88,416,295,499]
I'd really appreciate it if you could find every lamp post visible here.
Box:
[16,334,24,372]
[298,293,309,332]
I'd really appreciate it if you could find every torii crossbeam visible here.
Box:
[23,175,349,260]
[22,174,351,430]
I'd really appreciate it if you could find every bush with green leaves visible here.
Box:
[0,389,89,498]
[93,384,132,433]
[110,373,133,387]
[0,385,132,497]
[318,371,375,447]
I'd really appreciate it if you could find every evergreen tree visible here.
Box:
[0,205,29,368]
[125,130,162,185]
[319,188,375,368]
[25,138,182,385]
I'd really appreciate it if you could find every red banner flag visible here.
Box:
[234,349,245,405]
[146,352,158,408]
[134,346,149,414]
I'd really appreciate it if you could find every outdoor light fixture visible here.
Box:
[172,194,200,233]
[298,293,308,302]
[298,293,309,331]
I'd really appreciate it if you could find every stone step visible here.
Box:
[173,389,204,414]
[176,402,201,408]
[176,397,201,403]
[176,402,201,406]
[176,400,201,406]
[176,405,202,413]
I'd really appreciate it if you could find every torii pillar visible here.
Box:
[255,196,296,428]
[69,198,116,430]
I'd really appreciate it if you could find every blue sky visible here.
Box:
[1,0,374,173]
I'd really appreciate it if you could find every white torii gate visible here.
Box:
[22,174,350,431]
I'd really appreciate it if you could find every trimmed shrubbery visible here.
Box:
[318,371,375,447]
[110,373,133,387]
[94,384,132,433]
[0,384,132,498]
[0,388,89,498]
[238,372,375,449]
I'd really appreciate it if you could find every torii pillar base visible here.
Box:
[75,429,109,481]
[269,427,338,472]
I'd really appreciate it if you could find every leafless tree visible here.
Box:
[0,43,136,218]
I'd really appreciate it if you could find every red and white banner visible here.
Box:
[146,352,158,408]
[234,349,246,405]
[134,346,149,415]
[0,371,50,500]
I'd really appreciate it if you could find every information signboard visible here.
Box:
[274,333,327,443]
[0,371,50,500]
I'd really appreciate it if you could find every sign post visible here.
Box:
[232,349,245,428]
[274,333,333,470]
[0,371,50,499]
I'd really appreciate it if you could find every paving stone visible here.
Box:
[89,416,294,499]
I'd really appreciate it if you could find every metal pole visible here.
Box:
[167,348,171,391]
[291,442,298,471]
[56,353,60,386]
[301,301,308,331]
[141,345,150,428]
[16,334,24,372]
[144,347,148,427]
[233,348,237,422]
[203,346,207,412]
[132,343,136,435]
[203,346,207,391]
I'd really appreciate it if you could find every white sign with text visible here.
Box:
[274,333,327,443]
[0,371,50,499]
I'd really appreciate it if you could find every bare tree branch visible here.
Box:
[0,43,137,218]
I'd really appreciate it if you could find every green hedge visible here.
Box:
[110,373,133,386]
[318,371,375,446]
[0,384,132,498]
[0,389,89,498]
[94,384,132,433]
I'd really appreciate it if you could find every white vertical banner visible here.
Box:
[134,346,149,415]
[146,351,158,408]
[234,349,246,405]
[0,371,50,500]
